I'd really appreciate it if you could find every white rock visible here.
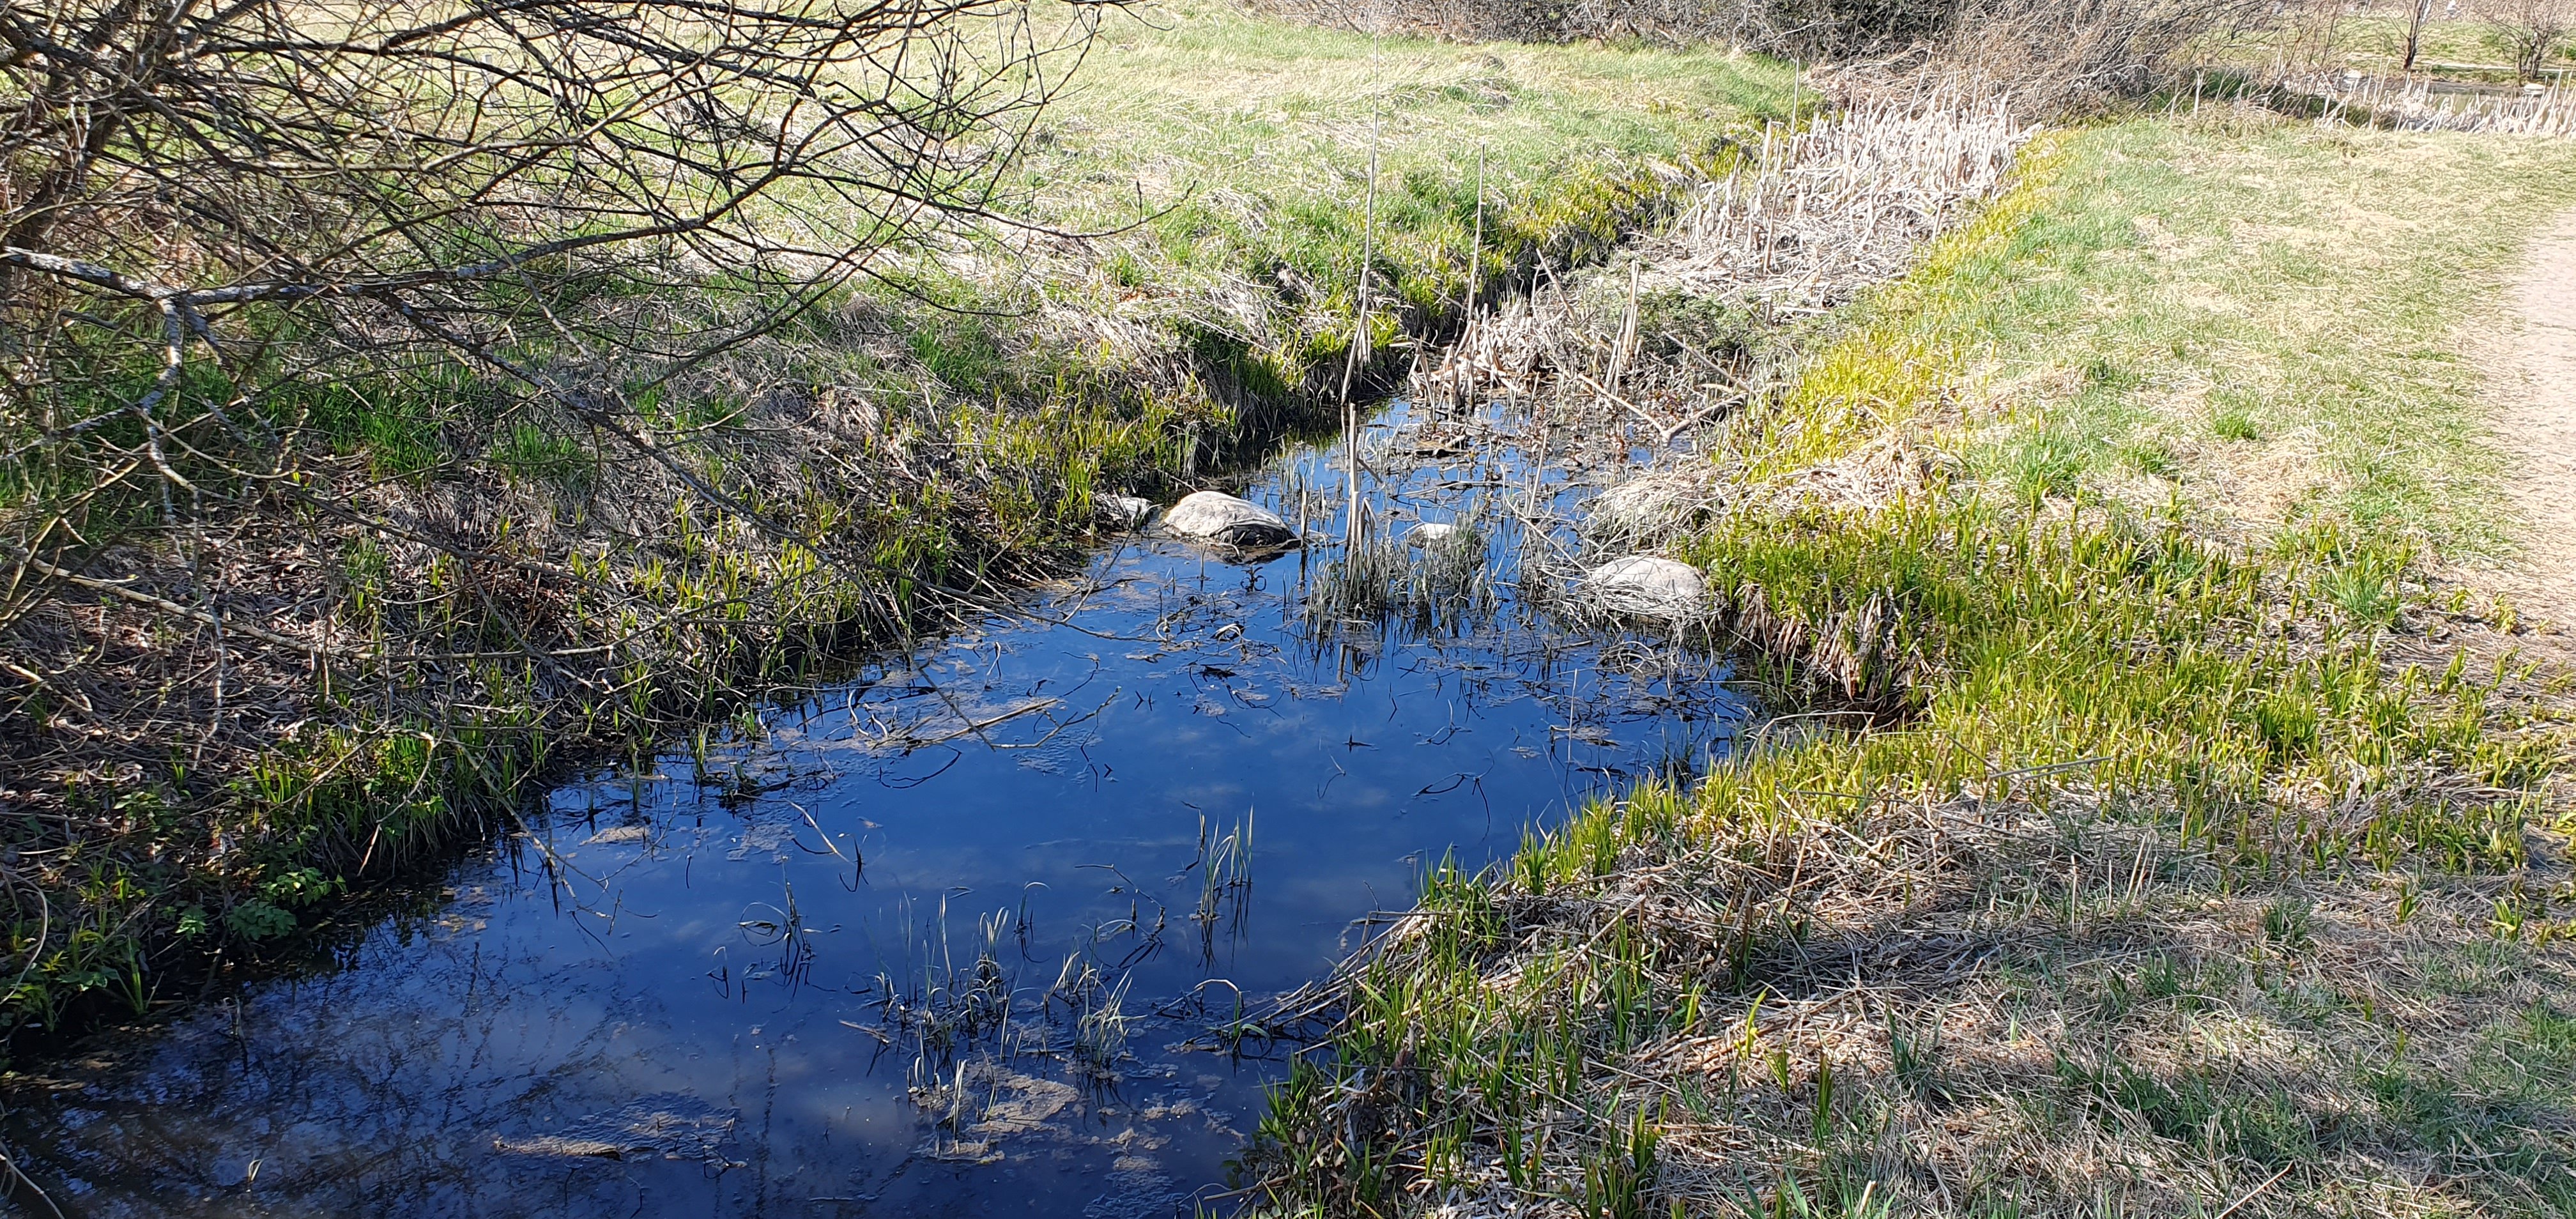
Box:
[1582,555,1708,619]
[1163,491,1298,549]
[1406,522,1483,559]
[1096,494,1157,530]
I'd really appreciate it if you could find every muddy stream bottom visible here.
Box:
[3,400,1749,1218]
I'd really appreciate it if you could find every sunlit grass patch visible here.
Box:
[1941,119,2576,557]
[958,0,1798,395]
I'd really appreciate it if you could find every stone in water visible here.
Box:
[1583,555,1708,619]
[1097,494,1156,530]
[1406,522,1483,559]
[1164,491,1297,549]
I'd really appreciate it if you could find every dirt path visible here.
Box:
[2490,210,2576,645]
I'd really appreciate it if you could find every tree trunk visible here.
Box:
[2402,0,2434,72]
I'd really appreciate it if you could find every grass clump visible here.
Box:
[2210,394,2262,441]
[1243,113,2576,1217]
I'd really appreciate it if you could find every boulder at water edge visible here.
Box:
[1583,555,1708,619]
[1164,491,1298,549]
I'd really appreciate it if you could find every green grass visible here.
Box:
[1919,116,2576,559]
[1026,0,1795,304]
[859,0,1802,437]
[1245,114,2576,1218]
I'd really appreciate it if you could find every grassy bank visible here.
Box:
[1245,112,2576,1216]
[0,6,1793,1046]
[1032,4,1795,313]
[2251,10,2576,79]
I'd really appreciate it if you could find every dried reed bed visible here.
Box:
[1409,99,2021,703]
[2286,71,2576,137]
[1655,96,2028,312]
[1423,97,2027,412]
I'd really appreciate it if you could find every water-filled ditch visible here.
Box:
[3,399,1749,1218]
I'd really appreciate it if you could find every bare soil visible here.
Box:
[2490,210,2576,649]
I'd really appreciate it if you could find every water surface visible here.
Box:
[4,401,1747,1217]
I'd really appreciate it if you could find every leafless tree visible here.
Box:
[2482,0,2574,77]
[1929,0,2270,107]
[1777,0,2274,116]
[3,0,1101,438]
[1243,0,1774,47]
[0,0,1102,686]
[0,0,1112,977]
[1255,0,2269,99]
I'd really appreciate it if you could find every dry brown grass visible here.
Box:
[2283,70,2576,135]
[1652,96,2025,310]
[1338,781,2574,1218]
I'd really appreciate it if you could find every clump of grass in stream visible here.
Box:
[1189,809,1256,956]
[1307,518,1499,636]
[1240,118,2576,1217]
[0,5,1792,1049]
[1071,974,1138,1076]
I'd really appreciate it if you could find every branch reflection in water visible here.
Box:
[3,399,1748,1218]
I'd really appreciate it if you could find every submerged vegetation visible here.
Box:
[1241,107,2576,1216]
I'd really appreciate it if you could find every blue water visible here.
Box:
[3,402,1747,1217]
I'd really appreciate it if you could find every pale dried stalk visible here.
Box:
[2285,70,2576,137]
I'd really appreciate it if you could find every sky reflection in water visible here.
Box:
[6,404,1747,1218]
